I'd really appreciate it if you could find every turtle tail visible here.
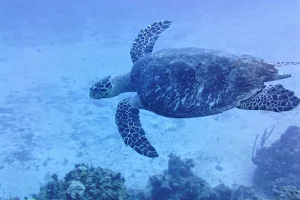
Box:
[268,61,300,67]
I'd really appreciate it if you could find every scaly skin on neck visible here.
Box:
[110,72,135,96]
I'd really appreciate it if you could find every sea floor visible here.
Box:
[0,1,300,198]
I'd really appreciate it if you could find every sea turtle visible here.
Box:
[90,20,300,158]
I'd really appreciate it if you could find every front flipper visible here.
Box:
[115,96,158,158]
[130,20,172,63]
[237,85,300,112]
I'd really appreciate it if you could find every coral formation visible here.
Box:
[32,164,128,200]
[273,185,300,200]
[252,125,300,199]
[131,154,260,200]
[27,154,261,200]
[66,180,85,199]
[146,154,211,200]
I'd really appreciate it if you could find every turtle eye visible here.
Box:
[90,85,99,92]
[90,85,98,92]
[89,84,102,99]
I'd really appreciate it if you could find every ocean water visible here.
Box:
[0,0,299,199]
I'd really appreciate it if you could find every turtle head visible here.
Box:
[90,76,114,99]
[90,73,134,99]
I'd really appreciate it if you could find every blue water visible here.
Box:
[0,0,299,199]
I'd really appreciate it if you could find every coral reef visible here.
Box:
[145,154,211,200]
[130,154,260,200]
[208,184,261,200]
[28,154,261,200]
[32,164,128,200]
[252,125,300,199]
[273,185,300,200]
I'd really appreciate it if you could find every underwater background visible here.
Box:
[0,0,299,199]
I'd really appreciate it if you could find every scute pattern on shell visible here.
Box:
[132,48,255,118]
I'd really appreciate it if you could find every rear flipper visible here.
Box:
[237,85,300,112]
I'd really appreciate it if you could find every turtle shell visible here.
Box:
[131,47,265,118]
